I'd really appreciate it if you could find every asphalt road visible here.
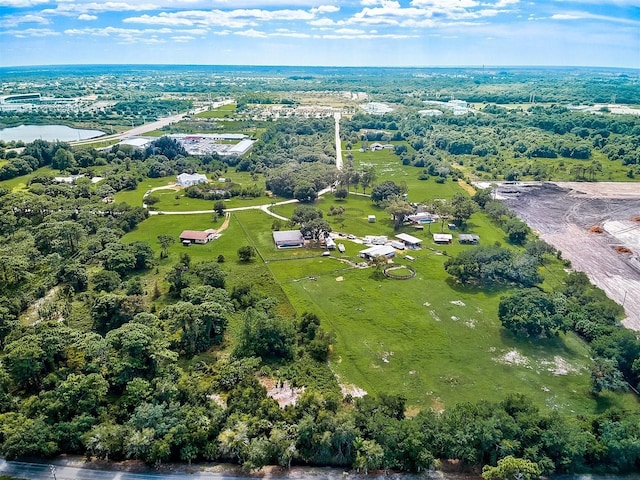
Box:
[0,459,250,480]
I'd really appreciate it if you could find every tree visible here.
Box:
[292,205,323,224]
[293,183,317,203]
[353,437,384,475]
[92,270,121,293]
[505,217,529,245]
[234,308,295,360]
[334,188,348,200]
[213,200,225,216]
[498,290,566,338]
[193,261,226,288]
[590,357,628,394]
[482,456,542,480]
[157,235,175,259]
[237,245,256,262]
[385,196,414,230]
[300,218,331,243]
[450,193,477,226]
[128,241,155,270]
[360,166,377,193]
[472,188,493,208]
[371,180,401,204]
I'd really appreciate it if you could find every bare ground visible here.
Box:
[497,181,640,331]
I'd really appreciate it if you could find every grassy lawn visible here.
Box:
[114,136,637,417]
[195,103,237,119]
[268,248,636,414]
[0,166,58,192]
[115,172,286,211]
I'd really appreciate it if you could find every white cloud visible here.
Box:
[42,2,160,16]
[234,28,267,37]
[311,5,340,13]
[308,17,337,26]
[77,14,98,21]
[552,11,640,25]
[0,13,49,27]
[171,35,195,42]
[0,0,49,6]
[1,27,59,37]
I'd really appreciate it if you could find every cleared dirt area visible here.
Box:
[493,181,640,331]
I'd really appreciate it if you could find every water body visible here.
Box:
[0,124,104,142]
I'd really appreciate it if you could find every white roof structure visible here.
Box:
[227,139,255,155]
[395,233,422,245]
[177,173,208,186]
[433,233,453,243]
[360,245,396,258]
[120,137,153,148]
[273,230,304,248]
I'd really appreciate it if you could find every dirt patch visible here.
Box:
[497,349,530,366]
[615,246,633,254]
[499,182,640,331]
[457,179,476,195]
[21,286,60,325]
[339,382,367,399]
[588,225,604,233]
[259,378,305,408]
[335,276,344,282]
[631,215,640,222]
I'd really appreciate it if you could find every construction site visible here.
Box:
[490,181,640,332]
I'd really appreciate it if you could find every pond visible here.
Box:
[0,124,105,142]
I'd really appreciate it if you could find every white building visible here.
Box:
[177,173,208,187]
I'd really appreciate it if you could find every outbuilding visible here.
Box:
[177,173,208,187]
[433,233,453,244]
[395,233,422,249]
[359,245,396,260]
[273,230,305,248]
[180,229,217,245]
[459,234,480,244]
[368,215,376,223]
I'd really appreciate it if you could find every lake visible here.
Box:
[0,124,105,142]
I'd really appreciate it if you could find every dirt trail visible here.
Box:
[499,182,640,331]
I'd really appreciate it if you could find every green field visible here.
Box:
[0,166,58,191]
[195,103,237,118]
[115,145,637,415]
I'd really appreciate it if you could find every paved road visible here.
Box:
[334,112,343,171]
[148,197,300,219]
[70,100,234,146]
[0,459,250,480]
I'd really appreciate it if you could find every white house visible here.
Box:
[180,229,217,245]
[177,173,208,187]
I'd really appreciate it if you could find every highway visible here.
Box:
[70,100,234,147]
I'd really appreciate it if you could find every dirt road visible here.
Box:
[497,182,640,331]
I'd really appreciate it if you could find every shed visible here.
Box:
[273,230,304,248]
[368,215,376,223]
[395,233,422,249]
[177,173,208,187]
[459,234,480,244]
[359,245,396,260]
[180,229,216,244]
[433,233,453,244]
[325,237,336,250]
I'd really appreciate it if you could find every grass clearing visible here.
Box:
[195,103,237,119]
[116,142,637,416]
[0,166,58,192]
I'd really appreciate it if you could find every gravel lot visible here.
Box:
[484,181,640,331]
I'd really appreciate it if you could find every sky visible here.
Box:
[0,0,639,68]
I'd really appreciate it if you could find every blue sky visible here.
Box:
[1,0,639,68]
